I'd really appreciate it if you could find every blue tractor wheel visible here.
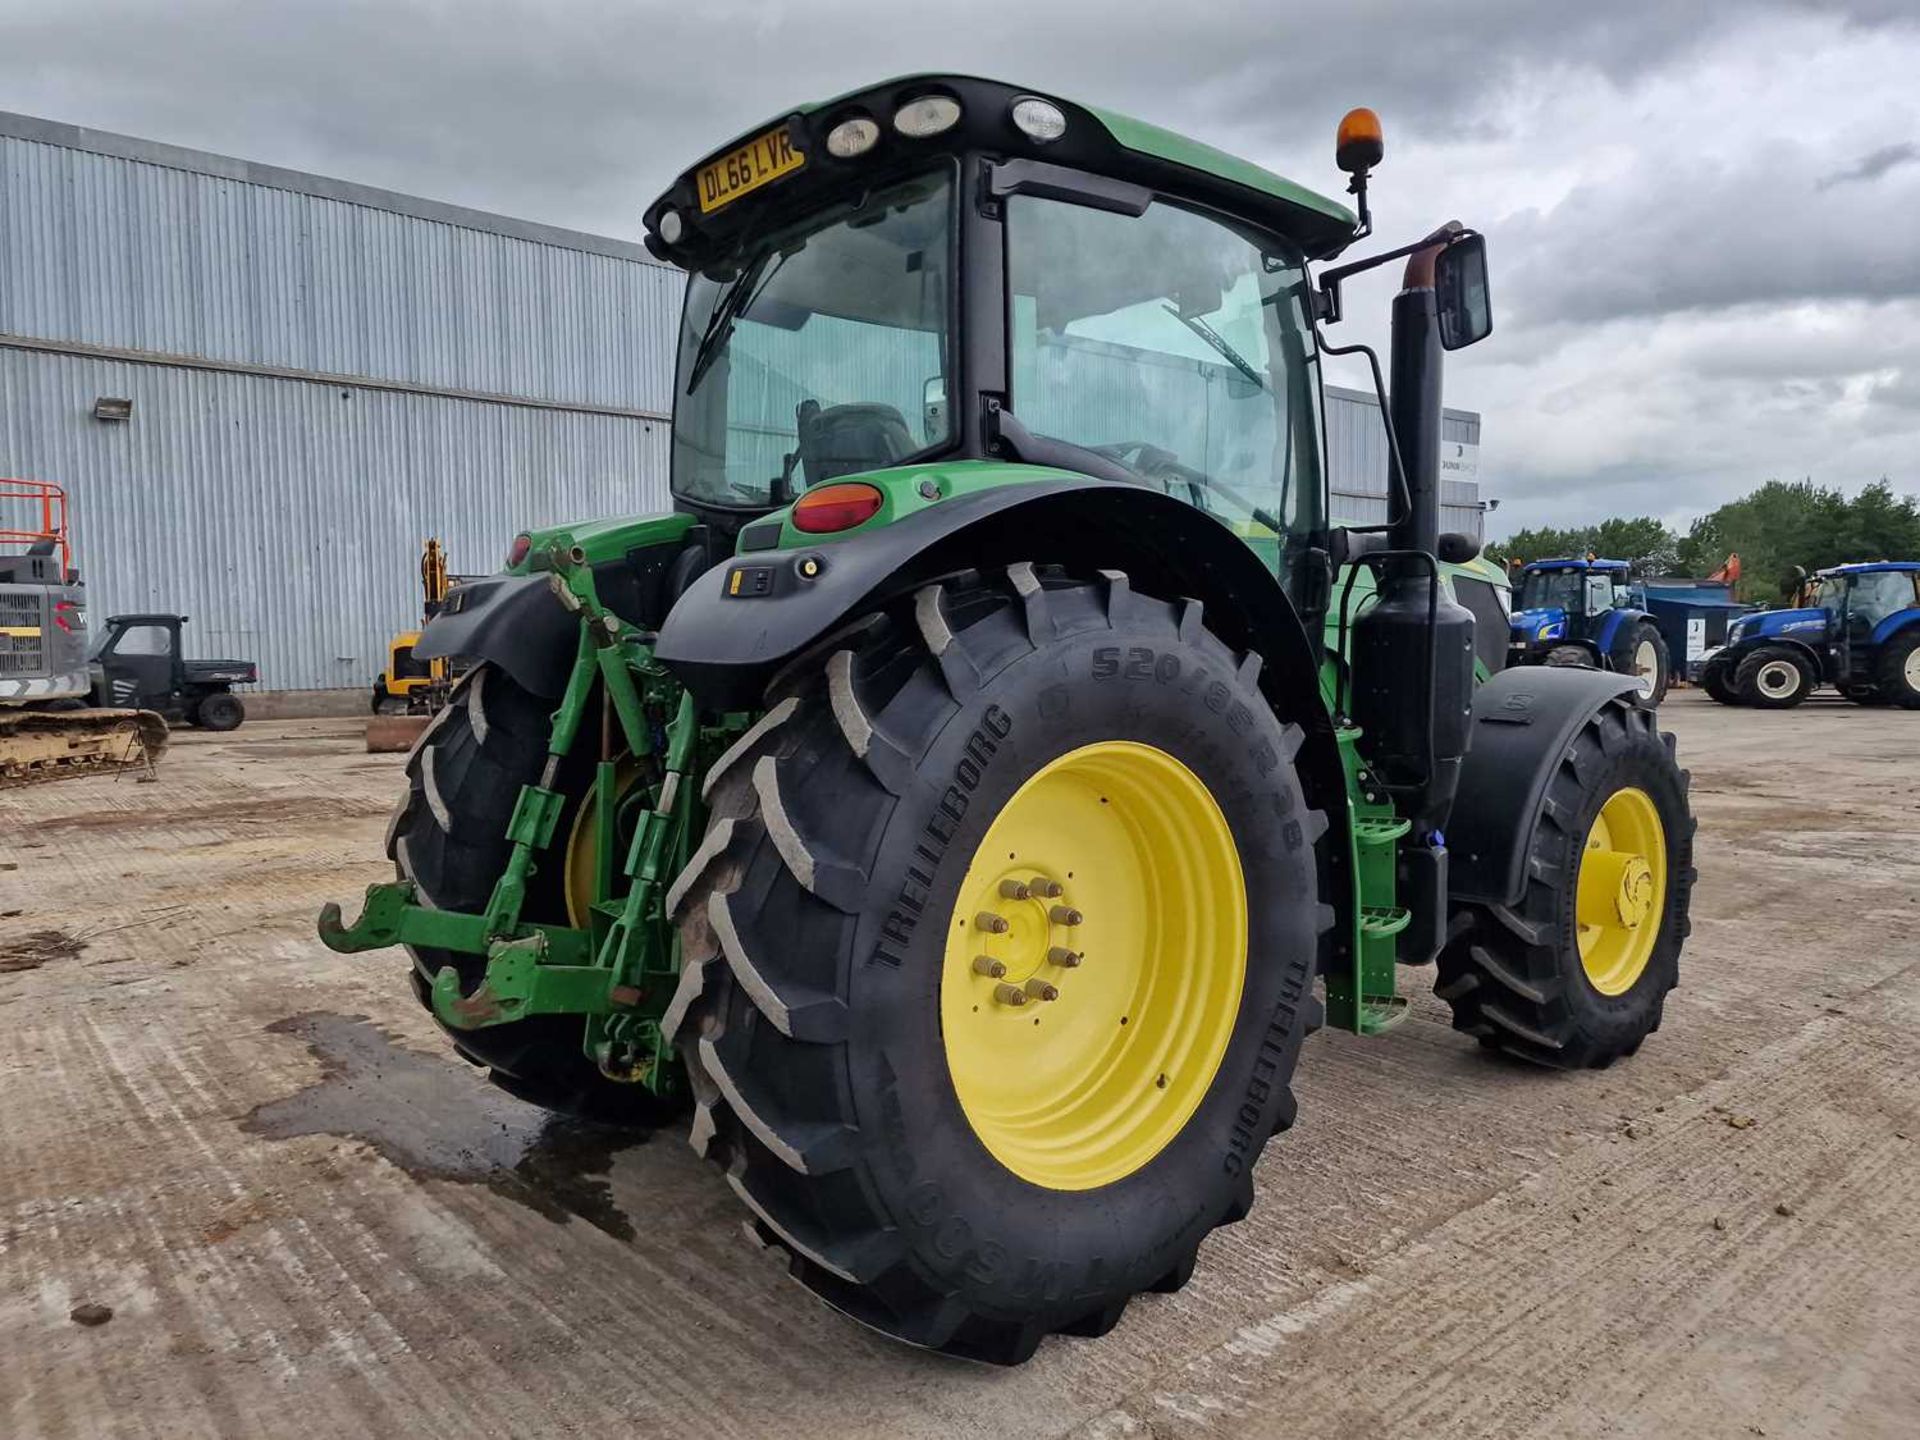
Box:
[1876,628,1920,709]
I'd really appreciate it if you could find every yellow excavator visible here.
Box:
[371,540,468,715]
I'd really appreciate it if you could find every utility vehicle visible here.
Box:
[89,613,256,729]
[1702,561,1920,708]
[1507,556,1669,703]
[321,77,1696,1364]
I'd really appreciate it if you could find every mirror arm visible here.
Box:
[1315,225,1480,327]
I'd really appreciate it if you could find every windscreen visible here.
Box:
[671,170,954,509]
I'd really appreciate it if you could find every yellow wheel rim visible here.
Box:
[1575,786,1667,996]
[939,741,1247,1191]
[563,760,644,928]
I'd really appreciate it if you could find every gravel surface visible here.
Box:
[2,692,1915,1438]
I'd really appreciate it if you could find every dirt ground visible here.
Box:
[2,690,1916,1439]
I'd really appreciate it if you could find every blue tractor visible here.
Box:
[1507,557,1670,704]
[1701,561,1920,708]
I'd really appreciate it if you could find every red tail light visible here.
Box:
[792,483,884,534]
[53,599,81,632]
[506,533,532,568]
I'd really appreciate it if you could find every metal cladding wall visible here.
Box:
[0,111,681,691]
[1324,383,1485,538]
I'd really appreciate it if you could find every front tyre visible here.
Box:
[1736,645,1815,708]
[1436,696,1695,1068]
[1701,657,1741,705]
[1614,620,1670,706]
[665,566,1326,1364]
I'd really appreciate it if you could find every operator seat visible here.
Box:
[796,400,915,487]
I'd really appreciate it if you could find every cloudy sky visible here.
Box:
[4,0,1917,535]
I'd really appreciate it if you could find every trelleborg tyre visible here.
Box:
[388,663,685,1126]
[1435,695,1695,1068]
[664,564,1327,1364]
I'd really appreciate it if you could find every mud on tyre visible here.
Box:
[663,564,1327,1364]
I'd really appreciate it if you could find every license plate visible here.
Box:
[697,126,805,214]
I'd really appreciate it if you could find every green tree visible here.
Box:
[1589,517,1680,578]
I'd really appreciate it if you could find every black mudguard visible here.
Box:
[1446,665,1641,908]
[414,573,576,698]
[655,479,1318,712]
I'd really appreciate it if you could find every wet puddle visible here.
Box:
[245,1012,648,1240]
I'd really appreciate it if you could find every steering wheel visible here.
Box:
[1089,441,1285,537]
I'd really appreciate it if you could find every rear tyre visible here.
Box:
[196,692,245,732]
[1436,696,1694,1069]
[1735,646,1815,709]
[1875,629,1920,709]
[1613,621,1669,707]
[388,663,685,1126]
[665,566,1326,1364]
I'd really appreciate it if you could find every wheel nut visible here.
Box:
[975,912,1011,934]
[993,982,1029,1006]
[1049,905,1083,926]
[1024,978,1060,1002]
[1029,877,1064,898]
[972,955,1008,978]
[1047,946,1083,968]
[998,879,1031,901]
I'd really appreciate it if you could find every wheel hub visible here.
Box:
[940,741,1247,1191]
[1574,786,1668,996]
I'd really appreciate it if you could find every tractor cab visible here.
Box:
[1707,561,1920,708]
[89,613,257,729]
[1507,558,1669,702]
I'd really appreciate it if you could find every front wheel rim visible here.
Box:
[1633,639,1659,695]
[1757,661,1798,698]
[1905,648,1920,689]
[940,741,1247,1191]
[1576,786,1668,996]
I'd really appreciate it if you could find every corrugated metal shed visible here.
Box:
[0,110,680,690]
[1325,383,1486,538]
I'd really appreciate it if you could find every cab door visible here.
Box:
[98,621,179,709]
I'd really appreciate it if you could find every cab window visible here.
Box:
[108,624,170,658]
[1849,570,1919,625]
[1005,192,1325,597]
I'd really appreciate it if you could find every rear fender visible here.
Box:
[413,574,577,698]
[1870,607,1920,646]
[1447,666,1641,908]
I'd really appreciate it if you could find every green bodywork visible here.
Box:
[321,462,1504,1079]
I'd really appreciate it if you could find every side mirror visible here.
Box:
[922,375,947,444]
[1435,234,1491,350]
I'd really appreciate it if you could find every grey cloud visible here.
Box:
[1816,140,1920,188]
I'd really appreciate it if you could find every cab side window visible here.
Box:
[112,625,170,658]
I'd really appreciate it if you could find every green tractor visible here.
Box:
[321,77,1695,1364]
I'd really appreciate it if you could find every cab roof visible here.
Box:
[1525,557,1630,572]
[1819,560,1920,575]
[644,74,1359,268]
